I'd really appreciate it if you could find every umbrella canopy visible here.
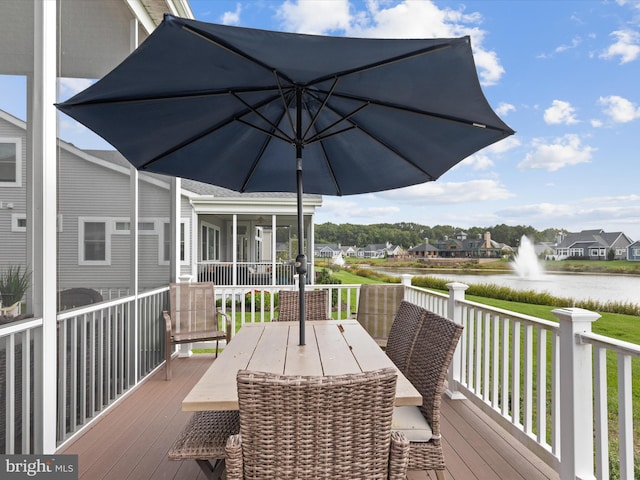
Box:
[56,14,514,344]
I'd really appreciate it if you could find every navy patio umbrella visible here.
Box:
[56,14,514,345]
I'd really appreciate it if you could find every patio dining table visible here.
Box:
[182,320,422,411]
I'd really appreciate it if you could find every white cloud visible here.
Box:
[518,134,595,171]
[590,118,604,128]
[318,198,400,220]
[496,102,515,116]
[460,154,494,170]
[600,29,640,64]
[598,95,640,123]
[555,36,582,53]
[544,100,579,125]
[221,3,242,25]
[379,179,514,204]
[57,78,94,100]
[275,0,505,86]
[486,135,521,154]
[277,0,351,34]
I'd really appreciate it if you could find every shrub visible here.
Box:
[244,290,271,311]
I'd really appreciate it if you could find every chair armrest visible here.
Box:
[224,434,243,479]
[388,430,410,480]
[217,309,232,344]
[162,310,172,336]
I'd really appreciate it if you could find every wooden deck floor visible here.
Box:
[57,354,559,480]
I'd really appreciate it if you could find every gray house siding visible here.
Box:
[0,114,28,270]
[57,147,175,291]
[628,241,640,261]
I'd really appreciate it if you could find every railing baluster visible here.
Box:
[523,323,533,434]
[618,353,633,480]
[511,320,521,426]
[535,327,547,447]
[594,346,609,480]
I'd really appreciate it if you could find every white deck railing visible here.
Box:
[406,282,639,480]
[1,280,638,480]
[197,261,296,286]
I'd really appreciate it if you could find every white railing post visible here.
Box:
[553,307,600,480]
[446,282,468,400]
[400,274,412,287]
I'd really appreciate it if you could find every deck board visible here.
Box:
[57,354,559,480]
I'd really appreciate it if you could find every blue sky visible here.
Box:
[3,1,640,238]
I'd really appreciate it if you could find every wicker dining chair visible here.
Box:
[168,410,240,480]
[225,368,410,480]
[400,310,463,479]
[274,289,329,322]
[355,284,404,347]
[385,300,428,375]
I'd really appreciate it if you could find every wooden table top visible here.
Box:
[182,320,422,411]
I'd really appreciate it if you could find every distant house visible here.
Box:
[314,243,342,258]
[408,242,439,258]
[358,243,387,258]
[628,241,640,261]
[419,231,510,259]
[555,229,633,260]
[340,245,358,257]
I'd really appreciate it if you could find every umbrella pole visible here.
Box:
[296,156,306,346]
[295,87,306,346]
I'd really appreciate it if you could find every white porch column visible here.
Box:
[128,20,140,381]
[271,214,277,285]
[232,214,238,285]
[170,177,181,283]
[29,0,58,453]
[445,282,468,400]
[308,214,314,284]
[553,307,600,480]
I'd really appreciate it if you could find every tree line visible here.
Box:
[315,222,567,249]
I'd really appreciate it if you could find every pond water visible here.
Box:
[373,268,640,306]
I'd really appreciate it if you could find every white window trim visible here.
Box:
[11,213,26,232]
[202,221,221,262]
[159,218,190,266]
[112,217,159,235]
[79,217,111,266]
[0,137,22,187]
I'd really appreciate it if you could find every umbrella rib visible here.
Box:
[303,101,370,145]
[181,23,297,85]
[231,90,294,143]
[239,108,290,192]
[302,77,340,140]
[313,89,512,134]
[137,92,286,170]
[306,42,454,88]
[309,97,439,179]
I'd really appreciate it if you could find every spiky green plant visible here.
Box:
[0,265,31,308]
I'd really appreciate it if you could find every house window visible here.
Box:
[11,214,26,232]
[80,219,110,265]
[201,223,220,261]
[634,248,640,257]
[0,138,21,186]
[162,221,189,264]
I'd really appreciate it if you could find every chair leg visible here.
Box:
[215,339,220,358]
[195,459,225,480]
[435,469,447,480]
[165,343,172,381]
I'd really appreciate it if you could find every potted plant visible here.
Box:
[0,265,31,317]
